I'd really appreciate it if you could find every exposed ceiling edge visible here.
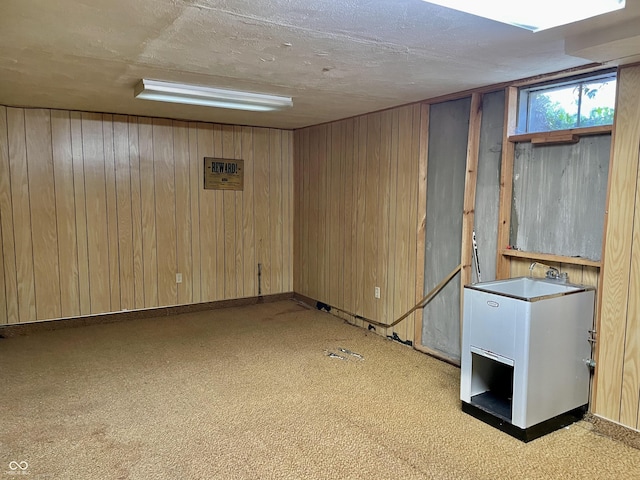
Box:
[565,19,640,64]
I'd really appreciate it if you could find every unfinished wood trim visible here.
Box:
[500,249,601,268]
[509,125,612,143]
[594,65,640,423]
[495,87,518,279]
[530,133,580,146]
[460,93,483,336]
[414,104,429,348]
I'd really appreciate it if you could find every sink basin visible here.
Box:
[465,277,585,301]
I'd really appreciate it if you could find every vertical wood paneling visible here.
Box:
[355,118,367,327]
[378,111,392,327]
[113,115,134,310]
[596,65,640,423]
[222,125,237,299]
[269,129,283,294]
[174,121,192,305]
[343,119,356,317]
[388,110,400,328]
[620,150,640,427]
[129,117,145,309]
[407,105,421,341]
[364,114,380,322]
[188,123,201,303]
[70,112,91,315]
[0,207,5,323]
[301,129,310,297]
[254,128,271,295]
[138,118,158,308]
[7,108,36,322]
[233,126,244,297]
[318,126,328,302]
[0,106,18,324]
[198,123,216,301]
[335,122,346,314]
[83,113,111,313]
[0,107,292,324]
[282,130,293,292]
[102,115,121,312]
[24,109,61,320]
[241,126,256,296]
[395,106,413,341]
[294,104,422,341]
[293,130,301,294]
[305,128,316,299]
[153,118,177,307]
[213,125,225,300]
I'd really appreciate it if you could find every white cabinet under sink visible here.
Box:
[460,277,595,442]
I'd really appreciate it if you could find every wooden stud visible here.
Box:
[414,104,429,348]
[460,93,483,335]
[496,86,518,280]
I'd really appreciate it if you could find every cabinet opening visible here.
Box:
[470,352,514,422]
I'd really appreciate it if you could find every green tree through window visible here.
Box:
[519,73,616,133]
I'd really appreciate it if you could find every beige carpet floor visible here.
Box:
[1,300,639,479]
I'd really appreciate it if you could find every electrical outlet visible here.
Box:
[374,286,381,299]
[176,273,183,284]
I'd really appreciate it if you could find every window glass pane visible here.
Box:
[579,78,616,127]
[527,84,579,132]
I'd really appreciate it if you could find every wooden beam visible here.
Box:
[460,93,483,335]
[495,86,518,279]
[500,249,601,268]
[530,133,579,146]
[414,104,429,348]
[509,125,612,143]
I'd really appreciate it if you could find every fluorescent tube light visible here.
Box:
[134,79,293,112]
[423,0,625,31]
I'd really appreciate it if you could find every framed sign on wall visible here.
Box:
[203,158,244,191]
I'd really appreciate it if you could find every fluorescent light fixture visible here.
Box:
[423,0,625,31]
[134,79,293,112]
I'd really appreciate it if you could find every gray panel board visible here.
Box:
[473,90,505,283]
[421,97,471,362]
[510,135,611,261]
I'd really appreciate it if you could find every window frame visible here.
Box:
[516,69,617,135]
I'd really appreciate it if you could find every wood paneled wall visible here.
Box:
[0,106,293,324]
[294,105,423,342]
[594,64,640,430]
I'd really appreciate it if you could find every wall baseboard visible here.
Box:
[584,413,640,450]
[0,293,294,338]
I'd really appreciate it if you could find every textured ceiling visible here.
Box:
[1,0,640,129]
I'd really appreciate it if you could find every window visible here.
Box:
[517,71,617,134]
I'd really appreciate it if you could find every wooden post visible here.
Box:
[414,104,429,348]
[495,86,518,279]
[460,93,483,339]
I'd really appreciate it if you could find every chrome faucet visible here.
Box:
[529,262,568,282]
[545,266,568,282]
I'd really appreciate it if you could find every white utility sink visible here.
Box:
[465,276,584,301]
[460,276,595,441]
